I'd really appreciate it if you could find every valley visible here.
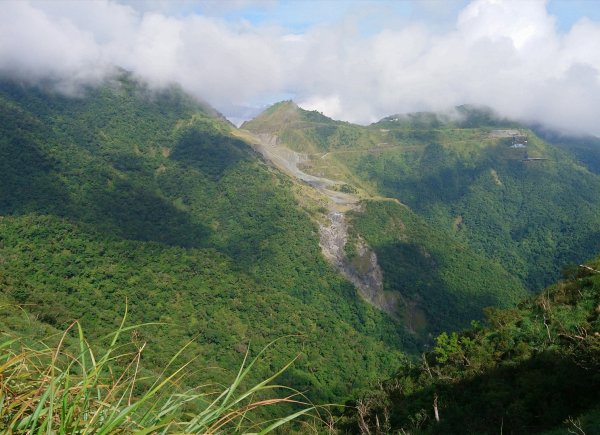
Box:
[0,77,599,433]
[2,0,600,432]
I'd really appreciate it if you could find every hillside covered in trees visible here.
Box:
[340,258,600,434]
[244,102,600,293]
[2,75,600,433]
[0,74,412,407]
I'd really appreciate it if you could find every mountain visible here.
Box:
[532,126,600,176]
[243,103,531,335]
[340,257,600,434]
[3,76,600,431]
[243,102,600,294]
[0,75,413,405]
[346,200,526,333]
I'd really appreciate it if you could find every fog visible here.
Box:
[1,0,599,135]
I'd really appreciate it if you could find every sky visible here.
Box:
[1,0,600,134]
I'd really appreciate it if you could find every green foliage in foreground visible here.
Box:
[340,259,600,434]
[0,307,321,434]
[0,213,410,404]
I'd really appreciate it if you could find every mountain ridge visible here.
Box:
[243,102,530,335]
[244,99,600,290]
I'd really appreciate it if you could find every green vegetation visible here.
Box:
[241,100,600,433]
[0,308,318,433]
[352,125,600,290]
[340,259,600,434]
[348,200,526,334]
[245,103,540,335]
[3,77,600,433]
[246,102,600,294]
[534,127,600,175]
[0,75,411,409]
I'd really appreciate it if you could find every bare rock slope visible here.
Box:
[241,129,398,316]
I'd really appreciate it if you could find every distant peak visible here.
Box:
[241,100,303,131]
[242,99,340,132]
[264,100,300,114]
[272,99,298,107]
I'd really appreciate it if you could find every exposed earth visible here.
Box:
[237,129,399,317]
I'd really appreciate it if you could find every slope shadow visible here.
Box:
[0,86,71,214]
[0,134,213,249]
[170,127,250,179]
[387,351,600,434]
[0,134,71,216]
[0,77,228,249]
[374,241,501,334]
[77,177,211,248]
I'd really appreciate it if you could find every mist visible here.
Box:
[1,0,599,135]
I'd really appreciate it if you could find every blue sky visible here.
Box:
[548,0,600,31]
[186,0,599,33]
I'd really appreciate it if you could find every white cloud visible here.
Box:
[298,95,343,120]
[457,0,555,49]
[0,0,599,135]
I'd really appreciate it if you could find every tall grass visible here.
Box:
[0,306,322,434]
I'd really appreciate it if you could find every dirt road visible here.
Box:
[240,131,359,207]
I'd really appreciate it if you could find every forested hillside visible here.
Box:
[534,128,600,176]
[0,75,412,405]
[3,76,600,433]
[364,109,600,290]
[245,103,600,293]
[346,200,525,333]
[340,258,600,434]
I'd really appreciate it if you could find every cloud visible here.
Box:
[1,0,599,135]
